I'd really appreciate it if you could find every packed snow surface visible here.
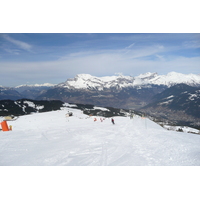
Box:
[0,107,200,166]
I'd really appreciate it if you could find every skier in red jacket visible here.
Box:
[111,118,115,124]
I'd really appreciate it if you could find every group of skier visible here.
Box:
[93,117,115,125]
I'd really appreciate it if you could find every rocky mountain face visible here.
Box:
[139,84,200,129]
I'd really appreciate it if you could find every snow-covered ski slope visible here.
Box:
[0,106,200,166]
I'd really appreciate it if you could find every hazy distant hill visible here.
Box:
[15,83,55,99]
[0,87,23,100]
[139,84,200,128]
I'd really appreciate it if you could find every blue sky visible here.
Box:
[0,33,200,86]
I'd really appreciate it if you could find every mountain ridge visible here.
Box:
[55,72,200,90]
[1,71,200,89]
[1,72,200,110]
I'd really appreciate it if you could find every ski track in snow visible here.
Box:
[0,108,200,166]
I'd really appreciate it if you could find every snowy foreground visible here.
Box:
[0,106,200,166]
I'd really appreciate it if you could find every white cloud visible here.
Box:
[182,40,200,49]
[125,43,135,49]
[4,48,20,55]
[155,54,165,61]
[2,34,32,52]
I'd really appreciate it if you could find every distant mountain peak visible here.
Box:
[167,71,182,75]
[75,74,94,80]
[15,83,55,88]
[137,72,158,79]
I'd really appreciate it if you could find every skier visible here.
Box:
[111,118,115,125]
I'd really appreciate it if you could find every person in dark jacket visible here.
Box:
[111,118,115,124]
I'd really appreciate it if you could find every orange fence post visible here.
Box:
[1,121,9,131]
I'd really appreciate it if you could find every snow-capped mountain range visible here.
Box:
[34,72,200,110]
[2,71,200,90]
[1,71,200,107]
[56,72,200,90]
